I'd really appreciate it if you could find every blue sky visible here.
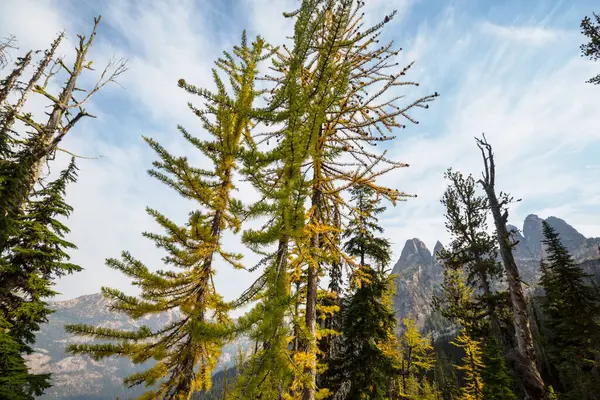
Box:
[1,0,599,305]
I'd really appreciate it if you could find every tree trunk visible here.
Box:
[303,182,321,400]
[476,136,545,399]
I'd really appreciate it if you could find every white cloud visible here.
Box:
[480,21,560,45]
[2,0,599,305]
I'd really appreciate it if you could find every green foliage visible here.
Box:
[481,336,516,400]
[66,34,271,400]
[343,184,392,270]
[0,316,51,400]
[326,266,398,399]
[0,158,79,398]
[537,221,600,399]
[580,12,600,84]
[435,169,508,339]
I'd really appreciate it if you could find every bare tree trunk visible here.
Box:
[476,135,545,400]
[0,33,64,138]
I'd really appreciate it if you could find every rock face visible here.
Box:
[392,239,444,326]
[391,214,600,326]
[25,294,250,400]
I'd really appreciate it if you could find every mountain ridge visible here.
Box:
[391,214,600,325]
[25,214,600,399]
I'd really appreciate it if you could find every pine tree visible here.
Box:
[481,336,516,400]
[436,169,508,341]
[0,17,119,396]
[327,265,397,400]
[537,221,600,399]
[66,34,270,399]
[580,12,600,85]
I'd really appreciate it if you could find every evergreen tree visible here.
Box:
[537,221,600,399]
[66,34,270,399]
[580,12,600,84]
[0,18,117,396]
[436,169,509,341]
[481,336,516,400]
[325,182,395,398]
[434,350,460,400]
[343,184,392,271]
[328,265,397,400]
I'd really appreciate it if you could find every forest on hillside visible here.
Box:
[1,2,600,400]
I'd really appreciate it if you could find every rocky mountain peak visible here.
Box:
[393,238,432,273]
[433,241,444,259]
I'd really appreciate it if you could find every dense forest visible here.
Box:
[1,2,600,400]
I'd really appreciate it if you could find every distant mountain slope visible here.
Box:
[391,214,600,326]
[25,294,250,399]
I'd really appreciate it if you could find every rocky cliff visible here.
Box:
[391,214,600,326]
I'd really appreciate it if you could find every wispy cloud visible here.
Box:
[480,21,560,45]
[1,0,599,303]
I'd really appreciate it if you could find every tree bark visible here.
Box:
[476,136,545,399]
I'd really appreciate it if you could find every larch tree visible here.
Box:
[66,34,270,399]
[537,221,600,399]
[0,16,124,399]
[475,135,545,400]
[234,1,437,398]
[452,330,484,400]
[580,12,600,85]
[390,318,436,399]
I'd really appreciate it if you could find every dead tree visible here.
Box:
[0,15,126,249]
[13,16,126,206]
[475,134,546,400]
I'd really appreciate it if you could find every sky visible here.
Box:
[1,0,599,305]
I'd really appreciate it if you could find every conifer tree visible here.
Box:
[234,1,437,398]
[0,17,122,398]
[580,12,600,85]
[452,330,484,400]
[481,336,516,400]
[327,265,397,399]
[324,182,395,398]
[389,318,437,399]
[537,221,600,399]
[437,169,508,341]
[342,184,392,272]
[0,158,78,398]
[66,34,270,399]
